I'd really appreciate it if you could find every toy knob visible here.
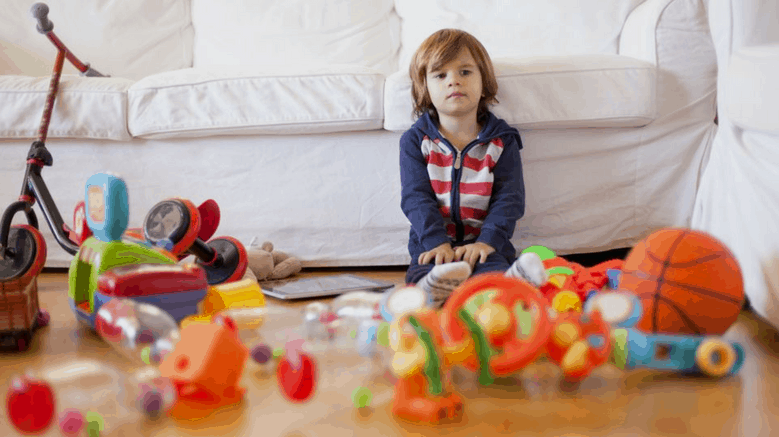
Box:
[475,302,511,335]
[552,322,581,348]
[560,340,589,373]
[390,342,425,379]
[552,290,582,313]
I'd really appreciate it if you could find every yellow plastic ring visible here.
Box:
[695,338,736,377]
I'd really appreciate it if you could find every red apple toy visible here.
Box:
[5,375,55,434]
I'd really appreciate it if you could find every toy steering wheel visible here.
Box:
[440,274,552,380]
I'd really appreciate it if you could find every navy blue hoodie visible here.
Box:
[400,111,525,262]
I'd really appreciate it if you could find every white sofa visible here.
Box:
[0,0,717,269]
[692,0,779,328]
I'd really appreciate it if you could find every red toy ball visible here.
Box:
[620,228,744,335]
[6,376,55,434]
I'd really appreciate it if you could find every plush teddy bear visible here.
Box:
[246,240,303,281]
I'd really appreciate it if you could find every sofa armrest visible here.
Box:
[619,0,716,118]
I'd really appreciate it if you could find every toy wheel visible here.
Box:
[17,331,31,352]
[0,225,44,282]
[695,338,737,377]
[196,237,247,285]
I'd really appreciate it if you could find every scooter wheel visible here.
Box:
[0,225,45,282]
[695,338,737,377]
[195,236,247,285]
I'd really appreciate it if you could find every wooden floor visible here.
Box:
[2,269,779,437]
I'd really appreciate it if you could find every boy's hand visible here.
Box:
[455,242,495,268]
[419,243,455,265]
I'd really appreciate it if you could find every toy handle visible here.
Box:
[31,3,53,34]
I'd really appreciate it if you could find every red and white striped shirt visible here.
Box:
[421,135,506,241]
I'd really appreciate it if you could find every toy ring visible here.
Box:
[695,338,737,377]
[441,274,552,377]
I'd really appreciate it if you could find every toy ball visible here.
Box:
[352,386,373,408]
[619,228,744,335]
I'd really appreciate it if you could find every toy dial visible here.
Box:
[143,201,189,245]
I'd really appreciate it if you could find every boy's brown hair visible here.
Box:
[409,29,499,123]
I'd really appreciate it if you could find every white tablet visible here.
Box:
[261,274,395,300]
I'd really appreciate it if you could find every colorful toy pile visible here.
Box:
[4,228,748,433]
[381,227,747,423]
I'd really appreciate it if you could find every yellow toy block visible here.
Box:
[201,277,265,316]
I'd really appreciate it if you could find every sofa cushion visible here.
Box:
[384,54,656,131]
[724,43,779,134]
[0,0,193,80]
[191,0,401,77]
[0,75,133,141]
[394,0,644,71]
[128,66,385,139]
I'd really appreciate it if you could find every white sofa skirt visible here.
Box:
[0,105,715,269]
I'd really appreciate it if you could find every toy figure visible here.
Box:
[389,309,463,423]
[246,239,302,281]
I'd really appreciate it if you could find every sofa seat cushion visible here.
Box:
[384,54,656,131]
[0,75,133,140]
[724,43,779,134]
[128,66,385,139]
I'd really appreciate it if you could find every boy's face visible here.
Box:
[426,48,483,121]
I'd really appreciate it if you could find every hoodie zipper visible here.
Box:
[447,139,481,242]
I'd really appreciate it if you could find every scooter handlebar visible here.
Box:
[31,3,54,34]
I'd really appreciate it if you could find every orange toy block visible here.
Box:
[159,321,249,420]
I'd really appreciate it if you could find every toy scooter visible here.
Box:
[0,3,105,350]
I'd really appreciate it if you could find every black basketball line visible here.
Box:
[652,231,689,333]
[646,250,731,268]
[620,268,664,296]
[657,251,728,269]
[656,294,704,335]
[660,278,743,305]
[621,268,659,283]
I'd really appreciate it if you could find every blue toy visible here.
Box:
[585,290,745,377]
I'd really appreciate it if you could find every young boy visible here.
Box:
[400,29,545,307]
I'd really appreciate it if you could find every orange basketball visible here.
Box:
[619,228,744,335]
